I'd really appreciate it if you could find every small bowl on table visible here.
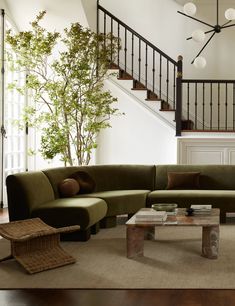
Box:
[151,203,178,212]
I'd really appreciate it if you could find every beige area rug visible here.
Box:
[0,224,235,289]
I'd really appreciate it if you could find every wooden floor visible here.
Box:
[1,208,235,306]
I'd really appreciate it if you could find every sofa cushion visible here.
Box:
[155,165,235,190]
[167,172,200,190]
[30,197,107,230]
[58,178,80,197]
[69,171,96,194]
[75,190,150,216]
[147,189,235,215]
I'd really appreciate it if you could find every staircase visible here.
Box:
[97,3,235,136]
[97,3,192,135]
[106,67,175,130]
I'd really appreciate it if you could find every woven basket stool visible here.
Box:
[0,218,80,274]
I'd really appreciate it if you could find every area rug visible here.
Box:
[0,224,235,289]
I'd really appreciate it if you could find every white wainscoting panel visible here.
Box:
[178,138,235,165]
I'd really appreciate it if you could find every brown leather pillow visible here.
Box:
[58,178,80,197]
[69,171,96,194]
[166,172,200,190]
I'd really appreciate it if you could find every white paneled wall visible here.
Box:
[178,137,235,164]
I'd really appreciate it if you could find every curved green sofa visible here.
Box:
[6,165,154,240]
[6,164,235,240]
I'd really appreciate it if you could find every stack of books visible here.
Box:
[135,209,167,222]
[190,204,212,215]
[226,212,235,224]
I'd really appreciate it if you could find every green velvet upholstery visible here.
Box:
[155,164,235,190]
[76,190,150,216]
[148,189,235,223]
[43,164,155,199]
[152,164,235,222]
[31,197,107,230]
[6,172,55,221]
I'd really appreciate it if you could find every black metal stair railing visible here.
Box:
[97,2,180,114]
[181,79,235,132]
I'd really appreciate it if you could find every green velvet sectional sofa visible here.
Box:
[6,164,235,241]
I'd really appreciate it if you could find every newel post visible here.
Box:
[176,55,183,136]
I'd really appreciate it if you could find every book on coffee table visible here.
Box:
[135,209,167,222]
[190,204,212,214]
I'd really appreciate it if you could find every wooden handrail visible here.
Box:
[182,79,235,84]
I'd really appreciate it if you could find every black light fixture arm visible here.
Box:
[191,31,216,64]
[222,23,235,29]
[177,11,214,28]
[222,20,231,27]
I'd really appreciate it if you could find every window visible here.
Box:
[0,13,27,207]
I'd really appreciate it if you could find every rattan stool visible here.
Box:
[0,218,80,274]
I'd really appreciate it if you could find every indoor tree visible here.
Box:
[6,11,121,165]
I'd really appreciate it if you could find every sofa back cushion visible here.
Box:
[43,165,155,199]
[155,165,235,190]
[6,171,55,221]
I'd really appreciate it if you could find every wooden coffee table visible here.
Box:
[126,208,220,259]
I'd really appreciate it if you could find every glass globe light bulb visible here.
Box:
[194,56,207,69]
[183,2,197,16]
[225,8,235,20]
[192,29,205,43]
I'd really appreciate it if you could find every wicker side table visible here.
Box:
[0,218,80,274]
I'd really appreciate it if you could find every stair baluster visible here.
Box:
[176,55,183,136]
[202,82,205,130]
[218,83,220,130]
[166,59,169,104]
[138,38,141,83]
[225,83,228,131]
[233,84,235,130]
[187,82,190,123]
[131,33,134,77]
[195,83,198,130]
[152,50,155,94]
[173,65,176,110]
[124,28,127,73]
[145,44,148,88]
[159,54,162,99]
[210,83,213,130]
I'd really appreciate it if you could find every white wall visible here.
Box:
[96,79,177,165]
[5,0,89,31]
[81,0,97,31]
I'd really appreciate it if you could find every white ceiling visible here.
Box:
[5,0,89,31]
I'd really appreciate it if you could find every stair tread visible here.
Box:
[145,99,162,101]
[109,63,119,69]
[118,77,133,80]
